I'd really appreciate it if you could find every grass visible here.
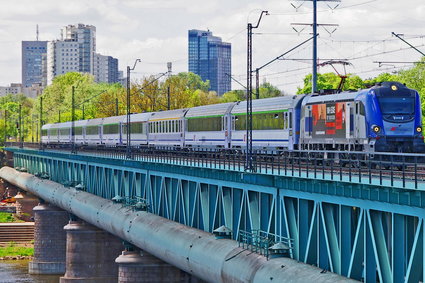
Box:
[0,242,33,257]
[0,212,15,223]
[0,212,24,223]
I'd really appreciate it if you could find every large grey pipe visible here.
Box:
[0,166,357,283]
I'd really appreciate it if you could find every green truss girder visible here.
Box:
[10,150,425,283]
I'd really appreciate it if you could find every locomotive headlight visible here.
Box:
[417,126,422,133]
[372,125,381,133]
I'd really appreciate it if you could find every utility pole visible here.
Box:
[116,98,119,116]
[71,86,76,153]
[254,35,316,100]
[312,0,318,93]
[167,62,172,110]
[291,0,339,93]
[126,59,141,159]
[3,110,7,145]
[246,10,268,172]
[18,104,22,148]
[39,96,43,149]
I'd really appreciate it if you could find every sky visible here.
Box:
[0,0,424,94]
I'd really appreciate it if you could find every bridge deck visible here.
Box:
[5,146,425,283]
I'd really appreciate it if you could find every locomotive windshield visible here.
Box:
[378,97,415,115]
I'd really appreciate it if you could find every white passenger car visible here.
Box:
[74,120,87,145]
[85,118,104,145]
[123,113,154,146]
[148,109,188,147]
[102,115,126,146]
[230,96,302,150]
[41,124,53,144]
[184,102,237,148]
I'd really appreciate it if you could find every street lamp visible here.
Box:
[246,10,268,172]
[126,59,141,159]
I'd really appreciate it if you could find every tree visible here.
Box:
[259,82,281,98]
[220,90,245,103]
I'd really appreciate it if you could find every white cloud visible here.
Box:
[0,0,424,93]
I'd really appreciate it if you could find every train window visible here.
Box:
[359,103,365,115]
[130,122,143,134]
[289,112,292,128]
[103,124,119,135]
[235,115,246,131]
[59,128,69,136]
[50,128,58,136]
[187,117,222,132]
[75,127,83,135]
[356,103,359,114]
[86,126,98,135]
[41,129,48,136]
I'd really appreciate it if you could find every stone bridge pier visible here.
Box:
[29,201,203,282]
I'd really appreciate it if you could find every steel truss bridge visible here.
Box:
[5,143,425,283]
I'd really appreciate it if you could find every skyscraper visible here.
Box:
[21,41,47,87]
[61,24,96,73]
[94,53,119,83]
[188,29,231,95]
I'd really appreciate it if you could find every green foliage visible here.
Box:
[221,90,245,102]
[259,82,281,98]
[0,242,34,257]
[0,213,15,223]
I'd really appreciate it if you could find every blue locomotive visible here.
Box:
[299,81,424,153]
[41,81,424,153]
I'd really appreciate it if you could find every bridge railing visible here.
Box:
[5,142,425,190]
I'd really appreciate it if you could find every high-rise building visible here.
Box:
[61,24,96,73]
[0,83,22,96]
[21,41,47,87]
[46,23,122,85]
[94,53,119,83]
[188,29,231,95]
[47,40,80,85]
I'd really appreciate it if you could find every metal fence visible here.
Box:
[5,142,425,190]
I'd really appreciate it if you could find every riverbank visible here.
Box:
[0,242,33,260]
[0,259,60,282]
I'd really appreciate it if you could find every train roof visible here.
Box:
[130,112,155,123]
[185,102,237,118]
[41,124,53,130]
[231,96,303,115]
[149,109,188,121]
[86,118,104,126]
[74,120,87,127]
[50,121,72,129]
[103,115,126,125]
[303,91,361,105]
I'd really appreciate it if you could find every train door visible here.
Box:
[355,102,361,139]
[223,115,231,149]
[288,109,294,150]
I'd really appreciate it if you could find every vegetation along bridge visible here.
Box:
[3,143,425,283]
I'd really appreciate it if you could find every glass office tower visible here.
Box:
[188,30,231,95]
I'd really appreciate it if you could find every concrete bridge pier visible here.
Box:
[60,220,123,283]
[29,202,68,275]
[115,248,205,283]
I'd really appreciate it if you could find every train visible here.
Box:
[41,81,425,153]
